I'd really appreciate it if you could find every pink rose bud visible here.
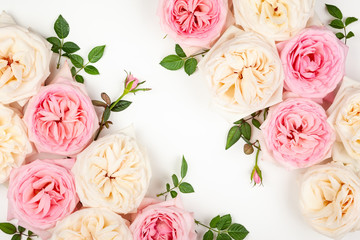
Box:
[126,74,139,90]
[253,170,261,185]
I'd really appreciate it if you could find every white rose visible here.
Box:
[51,208,132,240]
[233,0,315,41]
[333,143,360,177]
[328,77,360,165]
[72,132,151,214]
[0,103,32,183]
[300,163,360,239]
[0,12,52,106]
[199,26,284,121]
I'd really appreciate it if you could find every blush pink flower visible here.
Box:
[130,198,196,240]
[261,98,335,169]
[7,159,79,239]
[158,0,228,48]
[23,62,98,156]
[277,27,348,99]
[126,74,139,90]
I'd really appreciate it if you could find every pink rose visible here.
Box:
[23,62,98,156]
[158,0,228,48]
[277,27,348,99]
[126,74,139,90]
[7,159,79,239]
[130,198,196,240]
[261,98,335,169]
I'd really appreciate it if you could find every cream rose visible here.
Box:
[233,0,315,41]
[300,163,360,239]
[72,132,151,214]
[328,77,360,165]
[199,26,284,121]
[0,104,32,183]
[0,12,52,105]
[51,208,132,240]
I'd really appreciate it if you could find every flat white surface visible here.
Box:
[1,0,360,239]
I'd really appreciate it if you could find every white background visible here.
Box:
[1,0,360,239]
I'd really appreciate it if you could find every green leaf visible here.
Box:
[103,107,111,122]
[170,190,178,198]
[179,182,194,193]
[75,75,84,83]
[27,238,31,240]
[0,222,17,234]
[175,44,186,58]
[54,15,70,39]
[233,119,244,125]
[69,54,84,68]
[63,41,80,53]
[166,183,170,191]
[336,32,345,40]
[160,55,184,70]
[111,100,132,112]
[28,230,34,236]
[345,17,358,26]
[226,126,241,150]
[329,19,344,29]
[252,119,261,129]
[325,4,343,19]
[241,122,251,141]
[172,174,179,186]
[84,65,100,75]
[18,226,25,233]
[346,31,355,39]
[51,45,60,53]
[47,37,61,47]
[217,214,232,230]
[210,215,221,228]
[184,58,198,76]
[71,66,76,76]
[228,224,249,240]
[11,234,21,240]
[216,233,231,240]
[203,230,214,240]
[181,156,188,178]
[88,45,106,63]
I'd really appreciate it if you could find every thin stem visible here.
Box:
[344,26,347,45]
[255,144,260,167]
[75,61,90,75]
[156,179,183,197]
[188,49,209,58]
[194,220,220,234]
[56,38,64,69]
[110,92,127,110]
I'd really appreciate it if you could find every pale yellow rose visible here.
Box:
[199,26,284,121]
[72,132,151,214]
[328,77,360,169]
[300,163,360,239]
[0,12,52,105]
[233,0,315,41]
[51,208,132,240]
[0,103,32,183]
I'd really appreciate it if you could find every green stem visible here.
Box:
[56,38,64,69]
[344,26,347,45]
[255,143,261,167]
[156,179,183,197]
[194,220,220,234]
[110,92,127,110]
[187,49,209,59]
[75,61,90,75]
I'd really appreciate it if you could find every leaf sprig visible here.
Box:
[47,15,106,83]
[160,44,208,76]
[92,73,151,140]
[226,109,268,185]
[157,156,195,198]
[195,215,249,240]
[0,222,37,240]
[326,4,358,44]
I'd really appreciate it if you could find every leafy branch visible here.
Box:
[225,109,268,185]
[326,4,358,44]
[92,73,150,140]
[47,15,105,83]
[157,156,195,199]
[195,214,249,240]
[160,44,208,76]
[0,223,37,240]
